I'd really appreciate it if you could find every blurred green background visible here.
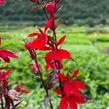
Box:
[0,0,109,109]
[1,0,109,26]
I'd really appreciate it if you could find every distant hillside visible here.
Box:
[0,0,109,25]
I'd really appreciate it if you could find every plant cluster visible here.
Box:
[25,0,86,109]
[0,38,30,109]
[0,0,87,109]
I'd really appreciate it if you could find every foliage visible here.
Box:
[1,0,109,108]
[1,43,108,109]
[1,24,109,108]
[1,22,109,108]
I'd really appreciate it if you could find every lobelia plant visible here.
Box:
[0,37,30,109]
[24,0,87,109]
[0,0,87,108]
[0,1,30,108]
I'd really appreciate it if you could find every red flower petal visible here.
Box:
[16,83,30,94]
[16,83,22,92]
[71,88,81,97]
[56,35,66,46]
[45,64,51,70]
[0,0,6,5]
[69,97,77,109]
[44,18,53,33]
[72,69,79,78]
[58,73,66,82]
[72,80,86,90]
[73,95,86,104]
[24,42,35,59]
[25,42,32,50]
[52,88,63,95]
[0,49,18,58]
[21,89,30,94]
[4,69,12,76]
[45,2,55,15]
[31,36,47,50]
[0,49,18,62]
[45,49,71,64]
[60,96,68,109]
[45,61,57,70]
[39,46,50,51]
[54,49,71,61]
[64,82,73,97]
[45,51,54,64]
[1,56,10,62]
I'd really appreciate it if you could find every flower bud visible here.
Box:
[8,90,20,101]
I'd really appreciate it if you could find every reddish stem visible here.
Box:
[33,50,53,109]
[41,0,64,95]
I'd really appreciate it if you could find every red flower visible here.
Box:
[45,2,57,30]
[53,70,86,109]
[45,49,71,64]
[0,0,6,5]
[28,18,53,50]
[0,69,12,90]
[45,2,55,17]
[0,69,11,81]
[45,34,70,66]
[16,83,30,94]
[45,2,58,17]
[0,49,18,62]
[24,42,35,59]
